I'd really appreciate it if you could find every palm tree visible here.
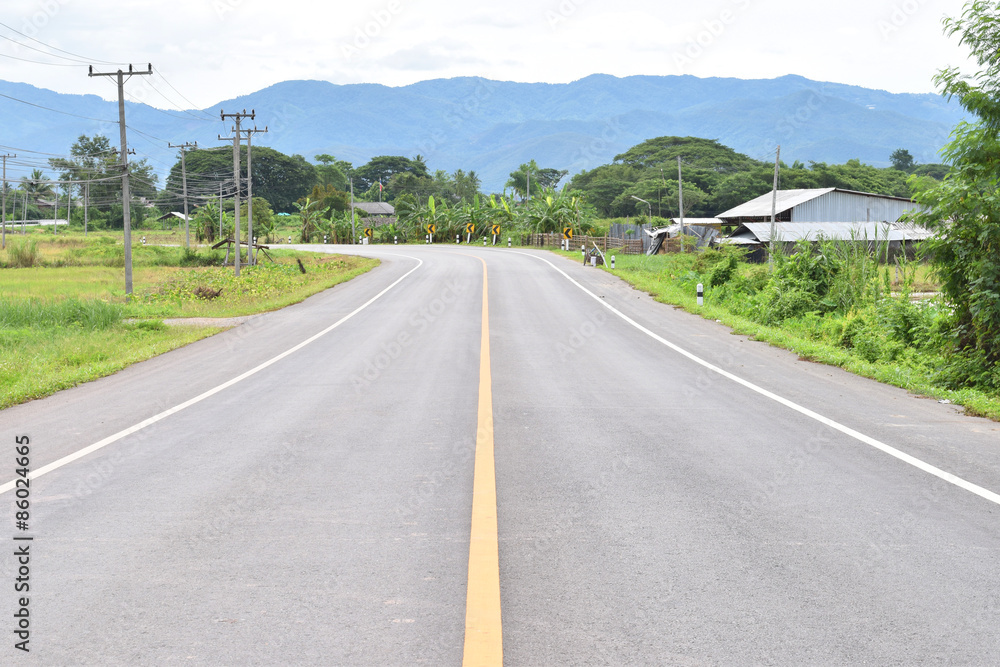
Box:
[21,169,55,206]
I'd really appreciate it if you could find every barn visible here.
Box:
[717,188,923,227]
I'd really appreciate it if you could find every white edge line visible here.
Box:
[0,255,424,496]
[513,250,1000,507]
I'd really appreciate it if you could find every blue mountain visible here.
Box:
[0,74,966,193]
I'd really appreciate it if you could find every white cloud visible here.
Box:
[0,0,974,109]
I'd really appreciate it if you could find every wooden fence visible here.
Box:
[524,233,645,255]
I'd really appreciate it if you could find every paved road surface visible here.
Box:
[1,245,998,665]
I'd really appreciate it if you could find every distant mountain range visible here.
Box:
[0,74,966,193]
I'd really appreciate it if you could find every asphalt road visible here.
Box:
[1,245,998,665]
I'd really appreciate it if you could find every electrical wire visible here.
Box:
[0,92,116,123]
[0,21,124,66]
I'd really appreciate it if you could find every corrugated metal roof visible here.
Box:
[716,188,917,220]
[670,218,723,227]
[717,188,836,219]
[351,202,395,215]
[726,221,932,244]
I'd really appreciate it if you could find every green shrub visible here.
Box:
[7,239,39,268]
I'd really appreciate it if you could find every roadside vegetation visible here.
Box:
[0,230,377,408]
[578,239,1000,421]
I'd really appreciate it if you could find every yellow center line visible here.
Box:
[463,257,503,666]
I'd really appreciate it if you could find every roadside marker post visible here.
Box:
[394,236,398,245]
[697,283,704,306]
[456,234,460,244]
[611,255,615,269]
[507,237,511,248]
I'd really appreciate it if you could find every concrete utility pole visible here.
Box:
[350,178,356,243]
[770,145,781,267]
[677,156,685,238]
[168,141,197,249]
[84,181,89,237]
[1,153,13,249]
[219,182,223,240]
[220,109,254,276]
[89,64,152,299]
[239,126,267,264]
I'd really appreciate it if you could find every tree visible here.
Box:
[49,135,158,213]
[162,146,315,214]
[452,169,482,203]
[910,0,1000,369]
[890,148,916,171]
[353,156,428,193]
[314,154,352,191]
[507,160,567,200]
[294,197,323,242]
[20,169,54,205]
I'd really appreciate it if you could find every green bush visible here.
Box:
[7,239,39,268]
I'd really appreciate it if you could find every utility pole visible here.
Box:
[658,167,663,217]
[1,153,13,249]
[239,126,267,264]
[219,182,223,240]
[89,64,152,299]
[84,181,89,237]
[220,109,253,276]
[677,156,685,239]
[350,178,356,243]
[770,145,781,267]
[169,141,197,249]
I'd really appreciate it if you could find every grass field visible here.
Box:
[0,230,378,409]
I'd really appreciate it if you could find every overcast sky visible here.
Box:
[0,0,976,110]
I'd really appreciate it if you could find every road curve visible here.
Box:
[1,244,998,665]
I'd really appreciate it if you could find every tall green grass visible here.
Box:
[0,298,123,330]
[597,242,1000,420]
[6,238,39,268]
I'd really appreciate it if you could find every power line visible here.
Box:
[0,52,85,66]
[154,71,217,120]
[0,92,116,122]
[0,21,123,66]
[0,33,92,65]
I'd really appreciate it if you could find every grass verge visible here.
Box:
[0,233,379,409]
[553,249,1000,422]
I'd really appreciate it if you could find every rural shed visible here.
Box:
[720,220,934,261]
[645,219,722,254]
[351,201,395,227]
[717,188,923,226]
[157,211,191,223]
[350,202,395,216]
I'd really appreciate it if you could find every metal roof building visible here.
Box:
[720,220,934,262]
[717,188,923,225]
[350,202,395,216]
[723,221,933,245]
